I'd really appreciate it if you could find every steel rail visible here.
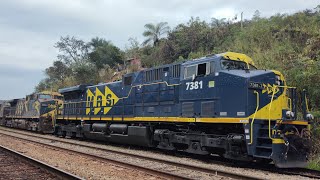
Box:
[0,144,83,180]
[2,127,320,179]
[0,132,194,180]
[0,128,261,180]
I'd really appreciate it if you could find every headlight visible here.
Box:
[306,113,314,121]
[286,111,294,118]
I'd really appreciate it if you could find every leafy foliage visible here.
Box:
[309,116,320,170]
[88,37,124,69]
[36,36,124,91]
[45,61,71,84]
[55,36,90,66]
[142,22,170,46]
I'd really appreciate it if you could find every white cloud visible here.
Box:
[210,7,237,20]
[0,26,57,70]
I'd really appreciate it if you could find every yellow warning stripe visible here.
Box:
[56,116,250,123]
[196,118,249,123]
[272,138,285,144]
[278,120,309,125]
[56,115,309,126]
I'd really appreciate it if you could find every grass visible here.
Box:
[308,156,320,171]
[308,116,320,171]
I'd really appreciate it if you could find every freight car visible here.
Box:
[0,91,62,133]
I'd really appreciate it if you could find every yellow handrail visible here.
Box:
[249,90,259,145]
[268,86,277,139]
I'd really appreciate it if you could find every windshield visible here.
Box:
[221,59,248,70]
[39,94,51,99]
[54,95,63,100]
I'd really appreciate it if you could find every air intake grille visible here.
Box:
[182,102,194,117]
[201,101,215,117]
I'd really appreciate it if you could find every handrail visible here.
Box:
[268,86,277,139]
[277,85,296,89]
[305,95,309,112]
[249,90,259,145]
[277,85,296,112]
[288,97,292,111]
[62,81,180,105]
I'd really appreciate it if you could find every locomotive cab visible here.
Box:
[214,52,311,168]
[181,52,311,167]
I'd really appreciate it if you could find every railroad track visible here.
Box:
[2,127,320,179]
[0,131,189,180]
[0,144,82,180]
[0,127,261,180]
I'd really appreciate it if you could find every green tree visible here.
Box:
[252,10,261,21]
[125,37,141,59]
[142,22,170,46]
[35,78,52,92]
[89,37,124,69]
[55,36,90,66]
[72,63,99,84]
[45,60,71,84]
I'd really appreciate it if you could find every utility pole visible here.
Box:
[241,12,243,30]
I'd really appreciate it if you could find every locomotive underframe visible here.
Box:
[55,120,250,161]
[54,119,310,167]
[0,117,54,133]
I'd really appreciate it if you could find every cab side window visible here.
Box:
[184,65,197,79]
[197,63,207,76]
[184,62,210,79]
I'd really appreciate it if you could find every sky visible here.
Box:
[0,0,319,99]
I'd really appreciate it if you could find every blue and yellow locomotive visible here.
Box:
[0,91,63,133]
[56,52,312,168]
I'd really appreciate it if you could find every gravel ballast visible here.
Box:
[0,135,162,179]
[0,127,312,180]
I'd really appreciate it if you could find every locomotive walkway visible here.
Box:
[0,127,319,179]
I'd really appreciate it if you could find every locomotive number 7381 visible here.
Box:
[186,81,203,90]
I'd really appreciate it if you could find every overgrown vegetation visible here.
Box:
[36,6,320,168]
[308,115,320,170]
